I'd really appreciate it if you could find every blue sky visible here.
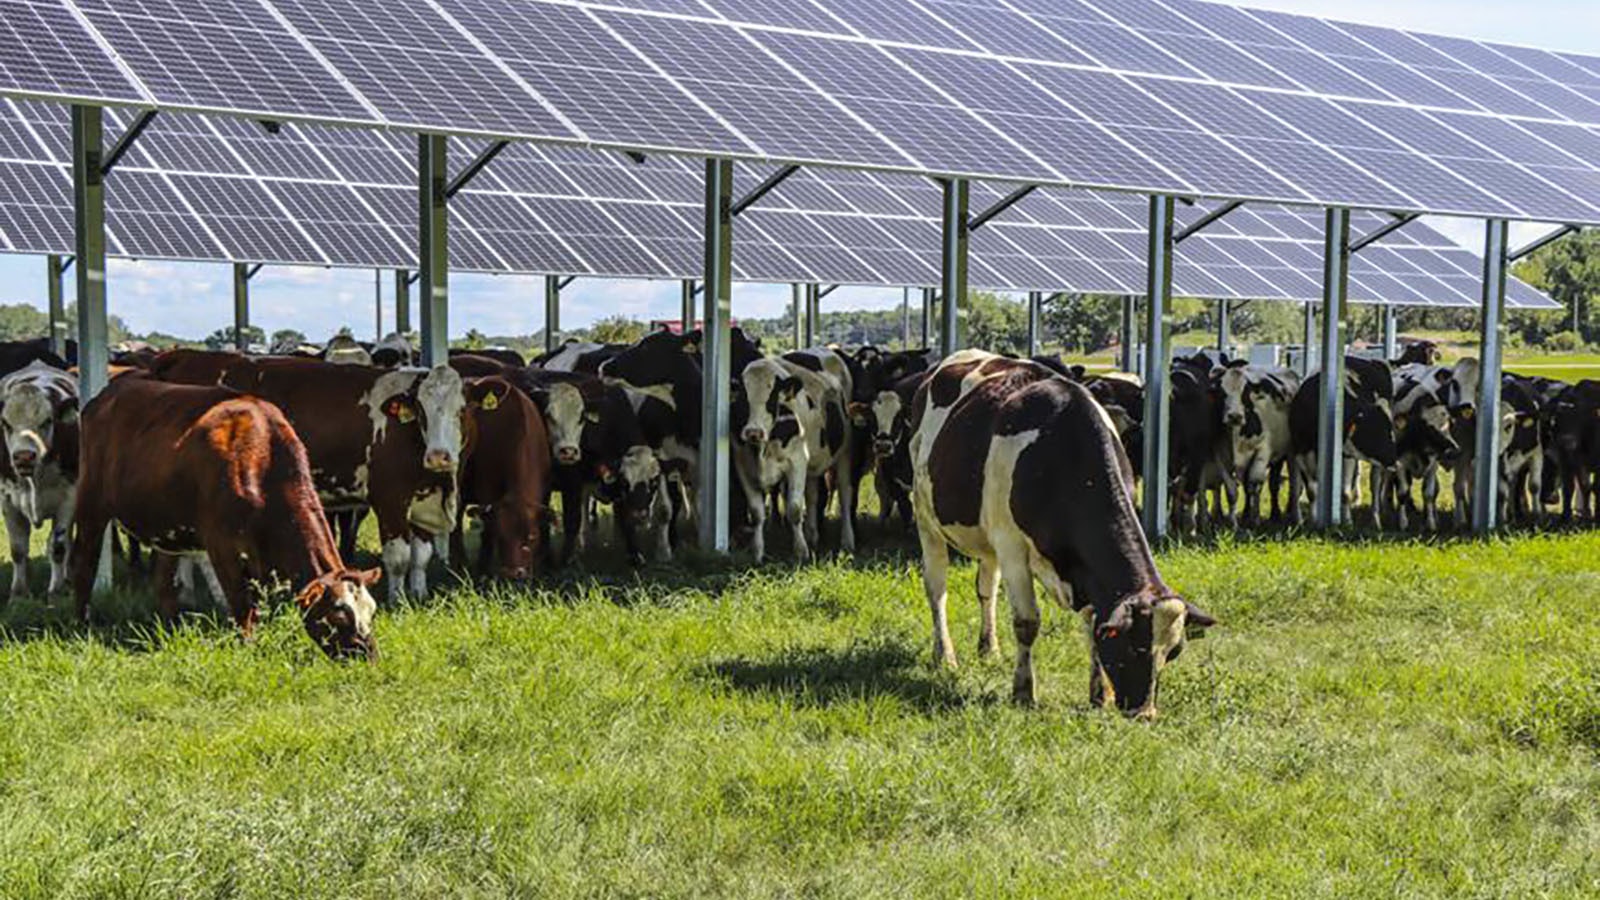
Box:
[1,0,1595,341]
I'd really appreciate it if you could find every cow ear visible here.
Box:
[1436,370,1455,385]
[354,568,382,587]
[1184,600,1217,633]
[384,397,416,423]
[1096,601,1136,641]
[59,405,79,425]
[847,401,870,426]
[1070,365,1087,380]
[295,578,331,610]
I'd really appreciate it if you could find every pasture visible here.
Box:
[0,523,1594,898]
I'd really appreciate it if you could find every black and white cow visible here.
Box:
[1169,362,1237,532]
[0,362,78,599]
[910,350,1215,717]
[732,360,811,562]
[1545,379,1600,521]
[848,371,928,532]
[1386,367,1464,531]
[1217,363,1299,525]
[1287,357,1397,526]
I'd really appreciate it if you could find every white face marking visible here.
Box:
[336,580,378,640]
[415,365,466,468]
[1219,368,1249,424]
[543,382,586,462]
[2,384,54,462]
[619,445,660,488]
[741,359,787,442]
[870,390,903,445]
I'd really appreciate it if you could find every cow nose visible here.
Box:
[12,450,37,471]
[1225,413,1244,427]
[556,446,580,465]
[742,428,766,445]
[874,440,895,457]
[424,449,455,473]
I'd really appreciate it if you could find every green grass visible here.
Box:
[0,519,1595,898]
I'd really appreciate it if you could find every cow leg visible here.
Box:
[803,478,821,551]
[835,454,857,554]
[408,536,434,599]
[70,504,110,624]
[381,538,411,604]
[1268,461,1284,524]
[557,486,585,566]
[975,557,1001,658]
[5,501,31,600]
[205,549,256,640]
[152,553,183,625]
[1422,465,1442,532]
[46,489,74,598]
[996,545,1040,706]
[916,526,957,669]
[1287,454,1308,526]
[1454,463,1473,529]
[786,459,810,564]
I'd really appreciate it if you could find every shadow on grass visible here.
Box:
[701,638,972,713]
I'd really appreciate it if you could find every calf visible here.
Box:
[156,352,468,600]
[0,362,78,599]
[910,351,1215,717]
[1287,357,1398,526]
[72,376,378,660]
[1386,371,1463,531]
[1169,365,1236,532]
[1546,380,1600,521]
[848,371,928,532]
[733,364,810,562]
[454,376,550,580]
[1217,364,1299,525]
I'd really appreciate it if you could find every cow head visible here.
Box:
[1091,591,1216,719]
[1396,392,1461,464]
[537,381,592,466]
[740,359,800,446]
[850,388,910,459]
[0,379,72,477]
[1218,366,1250,429]
[1346,400,1397,468]
[297,568,380,661]
[410,365,467,474]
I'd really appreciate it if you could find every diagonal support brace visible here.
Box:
[733,164,801,217]
[1350,212,1421,253]
[968,185,1038,233]
[1174,200,1243,244]
[446,140,510,199]
[1510,224,1580,262]
[101,109,158,176]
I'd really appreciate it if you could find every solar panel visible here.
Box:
[0,0,144,104]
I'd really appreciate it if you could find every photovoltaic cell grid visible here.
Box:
[6,0,1600,228]
[0,100,1558,310]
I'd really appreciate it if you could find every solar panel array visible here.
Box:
[4,0,1600,229]
[0,98,1558,310]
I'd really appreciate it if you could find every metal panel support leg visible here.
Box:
[682,280,697,333]
[1120,295,1136,374]
[232,262,250,351]
[1474,220,1509,533]
[1141,197,1176,542]
[1302,301,1317,377]
[72,104,111,592]
[417,134,449,368]
[1383,304,1398,361]
[790,284,803,350]
[939,179,969,357]
[544,275,561,353]
[1027,291,1042,357]
[1216,298,1230,356]
[1315,209,1351,529]
[394,269,411,335]
[46,255,67,358]
[921,288,934,351]
[901,287,912,350]
[699,159,734,554]
[805,284,820,347]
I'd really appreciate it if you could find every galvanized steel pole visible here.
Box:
[939,179,969,357]
[699,159,734,554]
[1382,304,1399,361]
[1141,197,1176,542]
[1302,301,1316,377]
[1027,291,1042,357]
[544,275,561,353]
[1474,220,1510,533]
[682,280,696,333]
[72,105,111,592]
[1120,294,1136,375]
[791,283,803,350]
[1216,298,1230,356]
[46,255,66,358]
[233,263,250,351]
[922,288,934,351]
[394,269,411,334]
[1315,209,1351,529]
[417,135,449,367]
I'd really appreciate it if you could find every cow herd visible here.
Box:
[0,327,1594,715]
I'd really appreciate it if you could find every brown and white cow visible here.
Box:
[154,351,467,600]
[0,361,78,599]
[454,376,550,580]
[71,375,378,660]
[910,350,1215,718]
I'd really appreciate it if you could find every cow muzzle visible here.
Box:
[741,427,767,446]
[10,449,39,475]
[555,445,581,466]
[423,448,456,473]
[873,439,895,458]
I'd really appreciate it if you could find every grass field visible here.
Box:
[0,515,1595,899]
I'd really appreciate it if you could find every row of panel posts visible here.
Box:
[56,107,1519,578]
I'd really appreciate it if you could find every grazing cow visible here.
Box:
[1287,357,1397,525]
[0,339,70,378]
[517,369,670,565]
[454,376,550,580]
[910,351,1215,717]
[848,371,928,532]
[1217,363,1300,525]
[155,351,468,600]
[1385,369,1464,531]
[0,362,78,598]
[72,376,378,660]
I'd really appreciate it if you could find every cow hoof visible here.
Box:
[977,637,999,658]
[1012,687,1036,707]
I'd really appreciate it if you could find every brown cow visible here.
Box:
[71,375,378,660]
[152,349,467,600]
[453,376,550,580]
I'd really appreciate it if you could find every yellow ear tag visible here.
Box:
[481,392,500,412]
[397,405,416,424]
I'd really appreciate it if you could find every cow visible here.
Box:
[1394,340,1442,367]
[771,349,856,553]
[322,332,373,367]
[1169,363,1236,532]
[0,339,71,378]
[0,362,78,599]
[154,351,468,600]
[534,341,624,374]
[451,346,525,369]
[1217,363,1300,526]
[453,376,550,580]
[371,333,415,368]
[1385,369,1464,531]
[1545,380,1600,522]
[71,375,378,660]
[848,371,928,532]
[909,350,1215,717]
[732,363,811,562]
[517,369,671,566]
[1287,357,1397,526]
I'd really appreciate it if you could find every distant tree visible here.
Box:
[0,303,50,342]
[1512,231,1599,346]
[589,315,648,345]
[458,329,489,351]
[271,328,308,348]
[964,291,1029,355]
[204,325,266,350]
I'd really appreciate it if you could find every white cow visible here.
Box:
[0,362,78,599]
[1217,364,1300,525]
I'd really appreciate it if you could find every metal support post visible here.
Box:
[394,269,411,334]
[72,104,111,591]
[1216,298,1230,356]
[417,134,449,367]
[1120,295,1136,374]
[699,159,734,553]
[1315,209,1351,529]
[1302,301,1317,377]
[1027,291,1042,357]
[1141,197,1176,541]
[1383,304,1398,361]
[682,280,697,333]
[544,275,561,353]
[791,284,803,350]
[901,288,912,351]
[46,255,67,358]
[1474,220,1510,533]
[232,263,251,351]
[922,288,935,351]
[939,179,969,357]
[806,284,821,346]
